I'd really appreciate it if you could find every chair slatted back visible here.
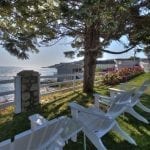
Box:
[28,124,48,150]
[0,139,11,150]
[107,90,134,117]
[131,83,148,106]
[0,116,82,150]
[12,130,33,150]
[39,118,59,147]
[40,116,68,148]
[4,118,64,150]
[61,118,81,141]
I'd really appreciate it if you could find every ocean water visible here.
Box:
[0,66,56,102]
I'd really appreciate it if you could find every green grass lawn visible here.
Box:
[0,73,150,150]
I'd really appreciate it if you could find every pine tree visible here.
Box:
[0,0,149,93]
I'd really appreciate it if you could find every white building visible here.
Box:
[49,61,83,81]
[96,60,115,71]
[114,58,140,70]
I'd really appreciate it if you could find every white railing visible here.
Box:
[0,79,14,84]
[0,73,84,110]
[40,73,83,96]
[0,78,15,109]
[141,62,150,72]
[0,72,102,109]
[40,73,83,79]
[0,90,15,97]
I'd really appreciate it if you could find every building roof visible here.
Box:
[96,59,115,64]
[47,58,149,69]
[49,60,83,69]
[114,58,140,61]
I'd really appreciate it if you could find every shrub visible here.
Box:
[102,66,144,85]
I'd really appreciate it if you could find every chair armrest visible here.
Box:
[94,93,111,100]
[109,88,125,98]
[116,100,131,105]
[29,114,48,130]
[99,95,111,100]
[119,83,138,90]
[93,93,112,107]
[69,102,112,120]
[109,88,125,92]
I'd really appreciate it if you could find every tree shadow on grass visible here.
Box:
[41,91,77,105]
[0,91,93,142]
[64,131,137,150]
[0,88,149,148]
[103,128,150,150]
[64,92,150,150]
[41,91,93,119]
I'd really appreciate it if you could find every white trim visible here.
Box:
[14,76,21,114]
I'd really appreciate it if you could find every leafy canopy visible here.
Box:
[0,0,149,59]
[0,0,59,59]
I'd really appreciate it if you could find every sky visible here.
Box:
[0,37,146,67]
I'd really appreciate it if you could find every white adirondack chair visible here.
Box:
[29,114,82,144]
[0,118,64,150]
[109,80,150,113]
[69,102,136,150]
[119,80,150,91]
[109,80,150,97]
[0,115,81,150]
[94,89,149,124]
[94,90,135,117]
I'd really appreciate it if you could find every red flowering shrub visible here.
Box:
[102,66,144,85]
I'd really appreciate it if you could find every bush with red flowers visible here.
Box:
[102,66,144,85]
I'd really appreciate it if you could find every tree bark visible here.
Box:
[83,25,99,93]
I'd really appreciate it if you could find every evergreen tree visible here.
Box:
[0,0,149,93]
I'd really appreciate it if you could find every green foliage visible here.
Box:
[0,0,59,59]
[102,66,144,85]
[0,0,149,94]
[0,0,149,59]
[96,67,102,72]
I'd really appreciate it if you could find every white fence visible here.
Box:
[0,78,15,109]
[0,73,84,110]
[0,72,103,110]
[40,73,83,96]
[140,62,150,72]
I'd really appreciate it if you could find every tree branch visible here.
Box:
[101,46,135,54]
[61,23,84,35]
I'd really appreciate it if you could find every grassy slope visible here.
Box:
[0,73,149,150]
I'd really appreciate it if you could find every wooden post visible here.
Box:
[14,70,40,113]
[14,76,21,114]
[73,75,76,92]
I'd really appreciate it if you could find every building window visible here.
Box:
[73,68,82,73]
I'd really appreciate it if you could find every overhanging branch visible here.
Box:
[101,46,135,54]
[61,23,84,35]
[88,44,135,54]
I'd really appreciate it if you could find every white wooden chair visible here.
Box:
[94,89,149,124]
[69,102,136,150]
[119,80,150,91]
[0,115,81,150]
[94,90,134,117]
[0,118,64,150]
[29,114,82,145]
[109,80,150,113]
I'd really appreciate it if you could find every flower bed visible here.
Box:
[102,66,144,85]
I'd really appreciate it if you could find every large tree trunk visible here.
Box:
[83,25,100,93]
